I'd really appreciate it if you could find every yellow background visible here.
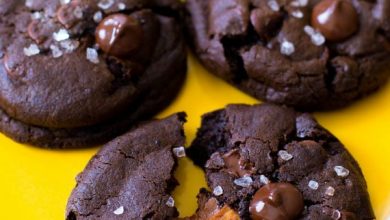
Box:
[0,54,389,219]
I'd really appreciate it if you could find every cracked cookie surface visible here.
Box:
[185,0,390,110]
[188,104,374,219]
[66,113,186,220]
[0,0,186,148]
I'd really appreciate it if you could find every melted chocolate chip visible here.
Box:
[249,183,304,220]
[95,13,143,57]
[222,149,254,177]
[312,0,359,41]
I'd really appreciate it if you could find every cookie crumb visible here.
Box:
[278,150,293,161]
[172,147,186,158]
[267,0,280,12]
[113,206,124,215]
[308,180,319,190]
[86,48,99,64]
[280,40,295,56]
[259,175,270,185]
[234,176,253,188]
[98,0,114,10]
[334,166,350,177]
[23,44,40,56]
[53,29,70,42]
[325,186,335,196]
[74,6,84,19]
[213,185,223,196]
[166,196,175,207]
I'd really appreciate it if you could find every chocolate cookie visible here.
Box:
[187,104,374,219]
[66,113,186,220]
[185,0,390,110]
[0,0,186,148]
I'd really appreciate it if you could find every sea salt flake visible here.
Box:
[325,186,335,196]
[291,10,304,18]
[278,150,293,161]
[304,25,326,46]
[118,2,126,10]
[332,210,341,220]
[74,6,83,19]
[23,44,40,56]
[53,29,70,42]
[60,0,71,5]
[290,0,308,7]
[31,12,43,20]
[280,40,295,56]
[166,196,175,207]
[234,176,253,188]
[260,175,270,184]
[93,11,103,23]
[172,147,186,158]
[60,40,80,53]
[213,186,223,196]
[113,206,124,215]
[50,44,63,58]
[25,0,34,8]
[98,0,115,10]
[267,0,280,12]
[86,48,99,64]
[334,166,349,177]
[255,201,265,212]
[308,180,319,190]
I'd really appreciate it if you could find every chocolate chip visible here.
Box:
[249,183,304,220]
[95,13,143,57]
[311,0,359,42]
[222,149,254,177]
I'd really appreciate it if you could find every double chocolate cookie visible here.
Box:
[0,0,186,148]
[187,104,374,219]
[66,113,186,219]
[185,0,390,110]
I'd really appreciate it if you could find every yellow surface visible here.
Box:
[0,54,389,219]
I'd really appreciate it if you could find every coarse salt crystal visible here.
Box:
[60,0,71,5]
[290,0,308,7]
[234,176,253,188]
[280,40,295,56]
[267,0,280,12]
[213,186,223,196]
[172,147,186,158]
[332,210,341,220]
[334,166,350,177]
[86,48,99,64]
[60,40,80,53]
[93,11,103,23]
[325,186,335,196]
[308,180,319,190]
[260,175,270,185]
[98,0,114,10]
[74,6,83,19]
[291,10,304,19]
[50,45,63,58]
[23,44,40,56]
[166,196,175,207]
[118,2,126,10]
[304,25,326,46]
[25,0,33,8]
[113,206,124,215]
[278,150,293,161]
[31,12,42,20]
[53,29,70,42]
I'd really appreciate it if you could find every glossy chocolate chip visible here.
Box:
[249,183,304,220]
[95,13,143,57]
[312,0,359,42]
[222,149,254,177]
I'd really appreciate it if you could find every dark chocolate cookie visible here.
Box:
[0,0,186,148]
[185,0,390,110]
[66,113,186,220]
[187,104,374,219]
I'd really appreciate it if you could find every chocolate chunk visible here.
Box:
[249,183,304,220]
[95,13,143,57]
[312,0,359,41]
